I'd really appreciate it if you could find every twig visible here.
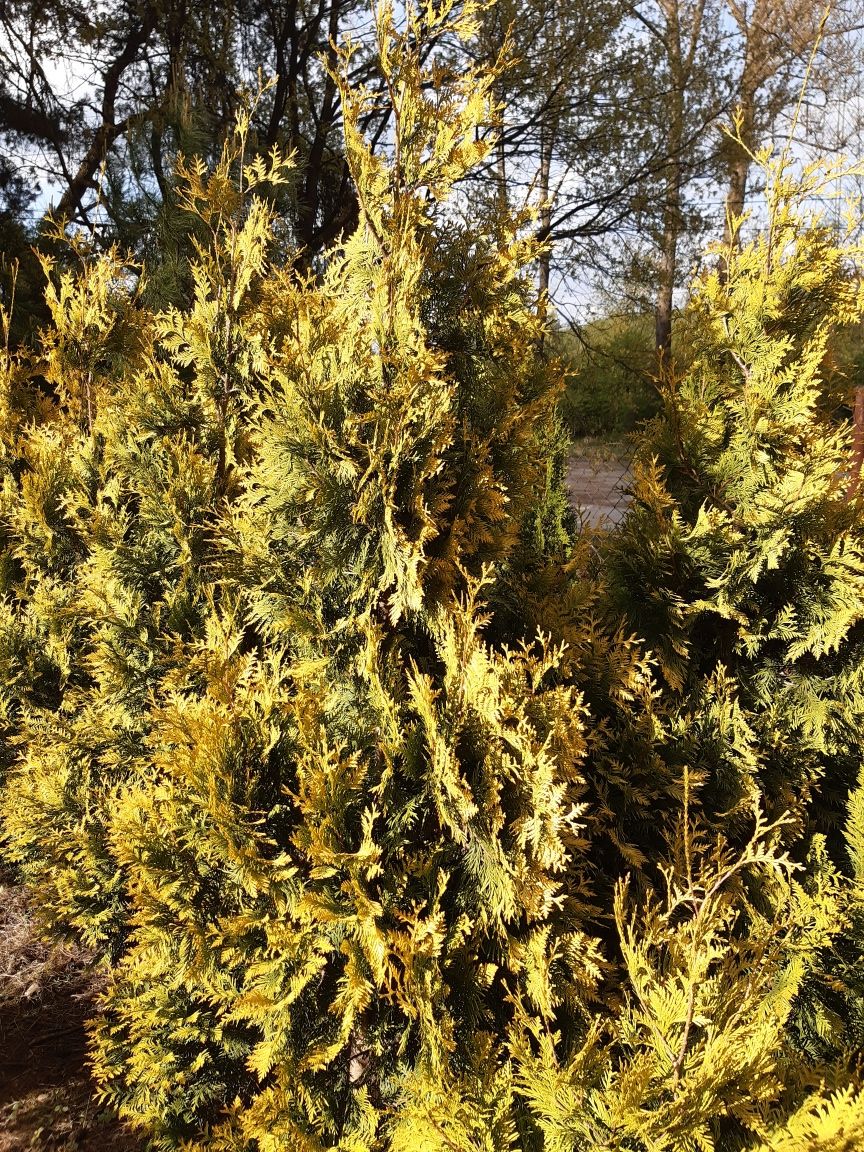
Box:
[672,981,696,1087]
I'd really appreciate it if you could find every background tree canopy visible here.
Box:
[3,0,864,354]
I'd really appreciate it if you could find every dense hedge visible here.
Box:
[0,5,863,1149]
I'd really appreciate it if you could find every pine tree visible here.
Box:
[0,238,156,945]
[0,283,59,777]
[606,147,864,850]
[0,116,295,951]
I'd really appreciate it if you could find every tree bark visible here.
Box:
[848,385,864,499]
[537,120,553,307]
[54,7,157,223]
[655,179,679,364]
[723,152,749,247]
[652,0,705,368]
[719,76,756,283]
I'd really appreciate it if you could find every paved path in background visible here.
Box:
[566,448,632,528]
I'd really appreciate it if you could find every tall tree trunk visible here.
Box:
[655,130,682,365]
[653,0,700,369]
[655,192,678,364]
[719,83,755,283]
[849,385,864,499]
[723,151,749,249]
[54,5,158,223]
[496,112,507,206]
[537,121,553,309]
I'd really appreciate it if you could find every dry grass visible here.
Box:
[0,879,143,1152]
[0,882,91,1010]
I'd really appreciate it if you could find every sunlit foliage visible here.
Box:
[0,6,863,1150]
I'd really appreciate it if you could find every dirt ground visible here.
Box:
[566,439,632,527]
[0,883,143,1152]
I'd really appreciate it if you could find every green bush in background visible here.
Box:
[555,314,660,439]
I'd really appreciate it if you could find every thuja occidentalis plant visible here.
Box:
[1,6,864,1150]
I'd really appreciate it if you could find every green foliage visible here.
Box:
[602,147,864,1131]
[1,2,586,1146]
[516,804,853,1152]
[607,153,864,841]
[557,314,660,439]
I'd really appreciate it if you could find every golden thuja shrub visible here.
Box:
[1,8,864,1151]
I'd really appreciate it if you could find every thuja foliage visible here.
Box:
[606,150,864,869]
[603,146,864,1109]
[0,5,864,1149]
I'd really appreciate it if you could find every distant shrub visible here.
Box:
[557,313,660,438]
[557,315,658,435]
